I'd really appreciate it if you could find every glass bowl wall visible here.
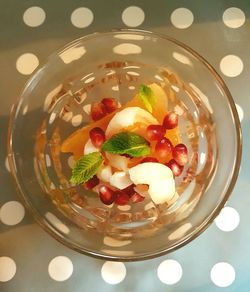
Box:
[8,30,241,261]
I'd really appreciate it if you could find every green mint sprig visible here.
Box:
[70,152,103,185]
[139,84,156,113]
[102,132,150,157]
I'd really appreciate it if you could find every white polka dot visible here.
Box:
[171,8,194,29]
[45,154,51,167]
[223,7,245,28]
[125,65,140,70]
[171,85,180,92]
[0,201,25,226]
[122,6,145,27]
[113,43,142,55]
[23,6,46,27]
[174,105,184,116]
[45,212,70,234]
[48,256,73,281]
[49,112,57,124]
[101,261,126,285]
[101,250,134,257]
[154,75,164,81]
[117,205,131,211]
[62,111,73,122]
[44,84,63,111]
[16,53,39,75]
[210,262,235,287]
[103,236,131,247]
[235,103,244,122]
[128,86,135,90]
[0,257,16,282]
[50,182,56,190]
[5,157,10,172]
[220,55,243,77]
[106,203,114,209]
[83,104,91,115]
[199,151,206,165]
[84,76,95,84]
[107,70,115,76]
[215,206,240,232]
[168,223,192,240]
[71,7,94,28]
[157,259,183,285]
[71,114,83,127]
[173,52,192,66]
[67,156,76,169]
[144,201,155,211]
[114,34,144,41]
[22,105,28,115]
[127,71,140,76]
[59,46,86,64]
[112,85,119,91]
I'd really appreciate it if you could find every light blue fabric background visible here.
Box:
[0,1,249,291]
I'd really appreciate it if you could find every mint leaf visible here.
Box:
[102,132,150,157]
[139,84,156,113]
[70,152,103,185]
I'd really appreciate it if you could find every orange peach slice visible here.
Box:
[61,83,169,159]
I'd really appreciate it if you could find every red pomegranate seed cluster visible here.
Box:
[85,175,100,189]
[98,185,116,205]
[141,157,158,163]
[166,159,184,177]
[163,112,178,129]
[144,111,188,177]
[89,127,106,147]
[91,102,107,121]
[91,98,118,121]
[101,98,118,113]
[146,111,179,141]
[173,143,188,166]
[155,137,173,158]
[146,125,165,141]
[97,184,145,206]
[130,192,145,203]
[115,192,130,205]
[84,107,188,205]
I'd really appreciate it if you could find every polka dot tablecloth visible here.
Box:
[0,1,249,291]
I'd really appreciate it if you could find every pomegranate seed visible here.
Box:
[115,191,130,205]
[85,175,100,189]
[173,143,188,166]
[131,192,145,203]
[89,127,106,147]
[155,138,173,158]
[91,102,107,121]
[163,112,178,129]
[122,184,135,197]
[121,153,132,158]
[99,185,116,205]
[146,125,165,141]
[141,157,158,163]
[101,98,118,113]
[166,159,184,177]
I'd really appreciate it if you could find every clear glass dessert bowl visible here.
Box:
[8,30,242,261]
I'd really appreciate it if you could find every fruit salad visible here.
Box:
[61,83,188,206]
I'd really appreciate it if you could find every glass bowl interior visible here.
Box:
[8,30,241,261]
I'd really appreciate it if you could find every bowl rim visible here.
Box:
[7,28,242,261]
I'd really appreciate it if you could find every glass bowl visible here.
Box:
[8,30,242,261]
